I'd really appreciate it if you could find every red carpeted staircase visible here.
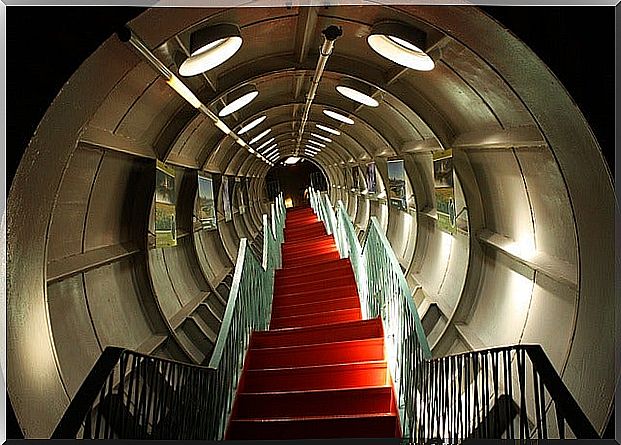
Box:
[226,206,400,440]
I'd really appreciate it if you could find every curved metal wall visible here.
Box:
[6,5,616,438]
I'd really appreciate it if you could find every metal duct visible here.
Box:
[295,25,342,156]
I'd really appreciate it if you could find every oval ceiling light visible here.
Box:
[218,85,258,117]
[316,123,341,136]
[179,24,243,77]
[367,22,435,71]
[336,85,379,107]
[238,115,266,134]
[310,132,332,143]
[249,128,271,145]
[323,109,354,125]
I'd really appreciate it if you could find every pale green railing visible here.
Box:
[307,188,598,442]
[308,187,430,438]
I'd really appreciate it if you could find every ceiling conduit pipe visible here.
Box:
[294,25,342,156]
[116,26,273,166]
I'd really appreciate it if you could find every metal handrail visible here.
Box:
[311,188,599,442]
[52,193,286,439]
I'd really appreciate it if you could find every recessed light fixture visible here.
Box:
[367,22,435,71]
[316,123,341,136]
[179,24,243,77]
[336,85,379,107]
[249,128,271,145]
[323,109,354,125]
[310,132,332,143]
[218,85,259,117]
[238,115,266,134]
[304,146,321,153]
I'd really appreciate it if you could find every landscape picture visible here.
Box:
[197,173,217,230]
[387,159,407,210]
[155,161,177,247]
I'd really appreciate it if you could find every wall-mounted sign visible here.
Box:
[366,162,376,194]
[434,149,455,234]
[155,160,177,247]
[197,172,217,230]
[387,159,407,210]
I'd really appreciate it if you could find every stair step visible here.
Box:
[227,413,399,440]
[234,386,394,419]
[272,296,360,319]
[282,251,341,267]
[275,274,356,294]
[274,283,359,305]
[242,360,389,392]
[282,246,339,262]
[251,318,384,349]
[270,307,362,329]
[246,336,383,369]
[275,258,353,278]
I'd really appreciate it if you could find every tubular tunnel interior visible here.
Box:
[6,5,616,439]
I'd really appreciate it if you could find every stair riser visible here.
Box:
[251,319,384,349]
[274,259,352,279]
[242,364,388,392]
[282,242,336,256]
[274,283,358,301]
[282,247,338,262]
[271,308,362,329]
[281,252,341,267]
[271,297,360,319]
[227,416,399,440]
[275,275,356,294]
[235,387,393,418]
[246,338,383,369]
[284,226,326,236]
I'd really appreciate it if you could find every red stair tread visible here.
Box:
[241,360,390,392]
[270,307,362,330]
[227,413,399,440]
[251,318,384,348]
[234,385,394,418]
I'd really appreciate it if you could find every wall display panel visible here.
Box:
[434,149,456,234]
[366,162,376,194]
[155,160,177,247]
[197,173,217,231]
[239,178,247,215]
[223,176,232,222]
[387,159,407,210]
[352,166,361,191]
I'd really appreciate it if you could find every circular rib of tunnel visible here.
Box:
[6,5,616,439]
[265,158,329,207]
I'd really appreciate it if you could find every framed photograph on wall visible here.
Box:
[155,160,177,247]
[197,172,217,230]
[223,176,232,222]
[434,149,455,234]
[387,159,407,210]
[366,162,376,194]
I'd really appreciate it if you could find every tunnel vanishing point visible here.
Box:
[6,5,617,439]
